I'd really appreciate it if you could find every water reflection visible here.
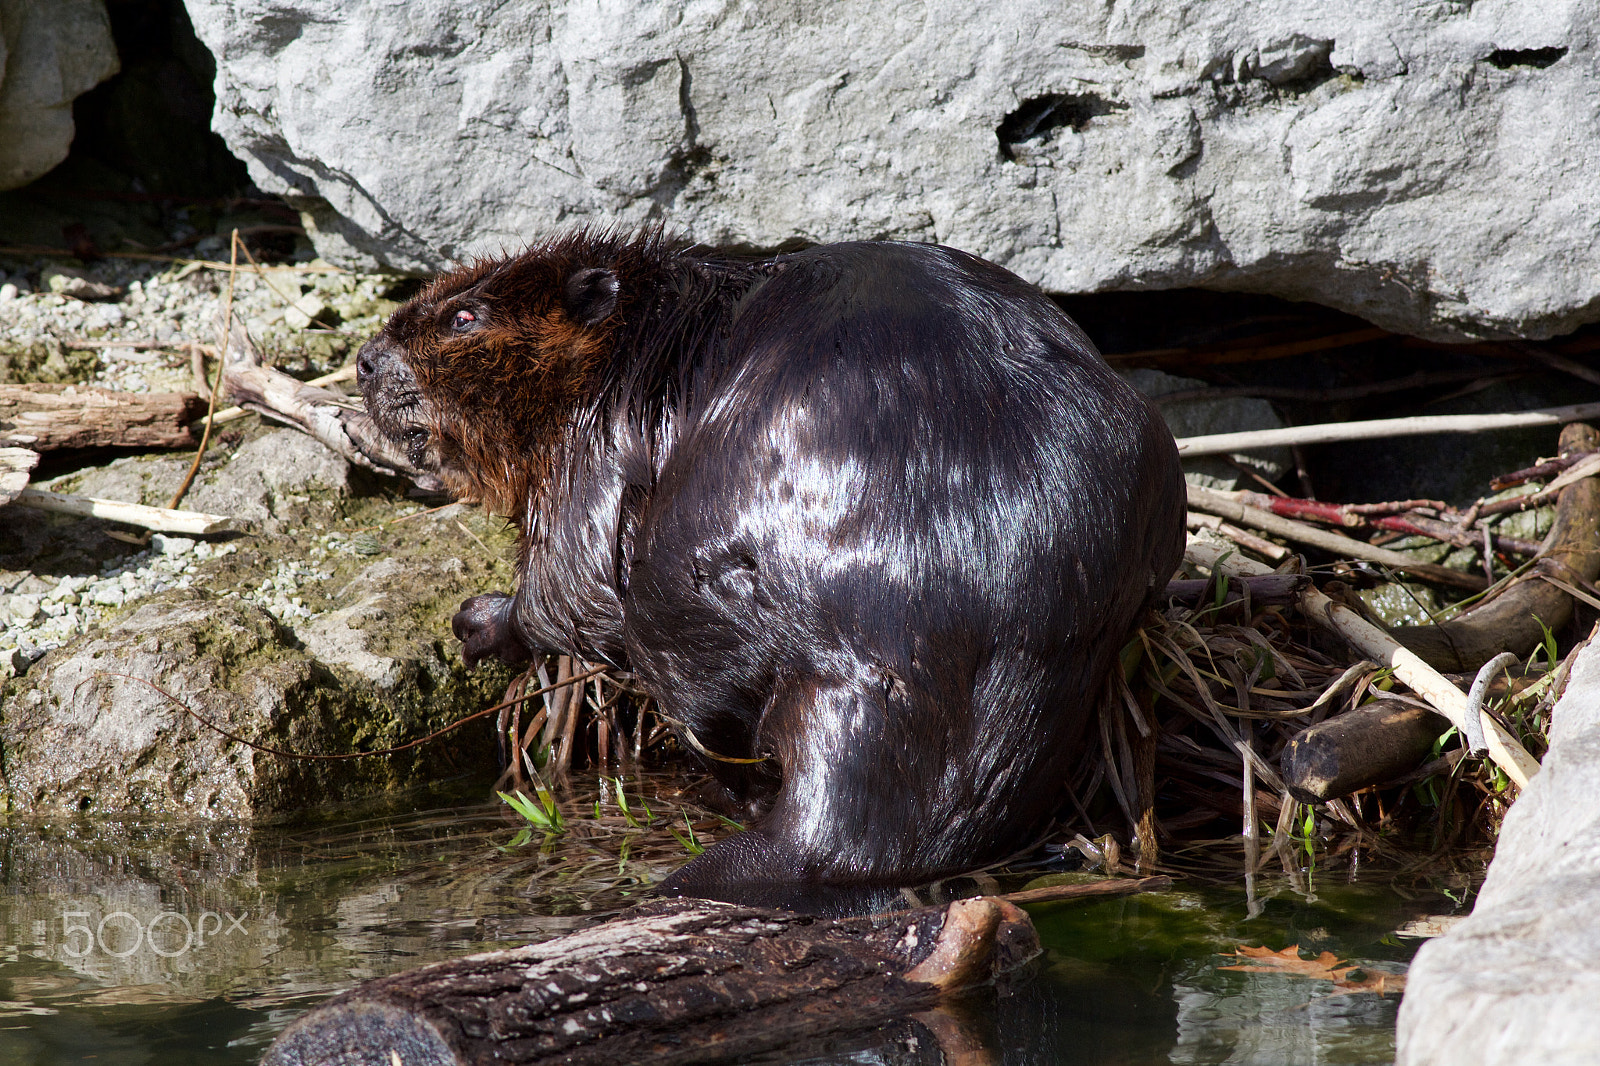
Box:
[0,773,1468,1065]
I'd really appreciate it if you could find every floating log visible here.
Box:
[1281,698,1450,802]
[0,383,204,451]
[1391,423,1600,673]
[263,896,1043,1066]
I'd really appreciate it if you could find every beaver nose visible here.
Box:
[355,340,384,384]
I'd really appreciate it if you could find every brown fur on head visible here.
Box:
[357,231,674,520]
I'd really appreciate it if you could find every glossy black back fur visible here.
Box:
[366,236,1185,899]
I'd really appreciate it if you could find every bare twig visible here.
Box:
[1175,401,1600,457]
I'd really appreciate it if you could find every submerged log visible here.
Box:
[1393,422,1600,673]
[0,383,204,450]
[263,896,1042,1066]
[1281,698,1451,802]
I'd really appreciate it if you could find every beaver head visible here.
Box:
[355,237,635,517]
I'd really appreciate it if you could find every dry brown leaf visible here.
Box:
[1219,944,1405,996]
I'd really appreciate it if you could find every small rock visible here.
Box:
[152,534,196,557]
[0,283,17,302]
[42,267,123,302]
[283,292,329,330]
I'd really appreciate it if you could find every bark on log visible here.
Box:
[215,313,446,492]
[1280,698,1451,802]
[263,897,1041,1066]
[0,383,204,451]
[0,447,38,506]
[1392,423,1600,673]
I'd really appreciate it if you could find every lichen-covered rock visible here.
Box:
[0,0,120,190]
[0,551,509,818]
[183,0,1600,341]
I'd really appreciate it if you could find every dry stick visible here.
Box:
[1187,484,1486,592]
[14,489,237,533]
[1174,401,1600,457]
[200,363,357,429]
[1183,539,1539,788]
[95,665,609,761]
[999,875,1172,906]
[164,230,239,514]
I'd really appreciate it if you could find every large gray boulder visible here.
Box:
[0,0,119,190]
[184,0,1598,341]
[1396,640,1600,1065]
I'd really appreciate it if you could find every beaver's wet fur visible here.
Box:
[357,231,1184,899]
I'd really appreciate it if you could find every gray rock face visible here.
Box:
[0,0,119,190]
[1396,640,1600,1065]
[183,0,1598,341]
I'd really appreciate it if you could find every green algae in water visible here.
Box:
[0,784,1463,1065]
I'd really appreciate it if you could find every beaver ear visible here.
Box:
[563,267,619,326]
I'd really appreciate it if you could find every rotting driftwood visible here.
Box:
[263,895,1050,1066]
[215,312,446,492]
[1281,698,1450,803]
[0,383,205,451]
[1391,422,1600,673]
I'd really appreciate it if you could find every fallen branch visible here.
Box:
[215,312,444,491]
[0,383,204,451]
[1174,401,1600,457]
[1390,423,1600,672]
[1221,489,1542,557]
[1280,698,1449,802]
[1184,538,1540,789]
[1186,484,1486,592]
[14,487,240,534]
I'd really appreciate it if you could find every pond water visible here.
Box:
[0,771,1474,1065]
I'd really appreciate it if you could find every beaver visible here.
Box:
[356,231,1185,898]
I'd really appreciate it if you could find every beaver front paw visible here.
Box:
[452,592,533,669]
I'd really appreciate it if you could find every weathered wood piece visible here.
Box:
[263,896,1042,1066]
[0,447,38,506]
[13,487,240,534]
[1281,698,1451,802]
[1185,538,1540,789]
[1392,423,1600,673]
[216,313,445,491]
[0,383,204,451]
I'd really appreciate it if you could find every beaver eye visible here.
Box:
[451,309,477,331]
